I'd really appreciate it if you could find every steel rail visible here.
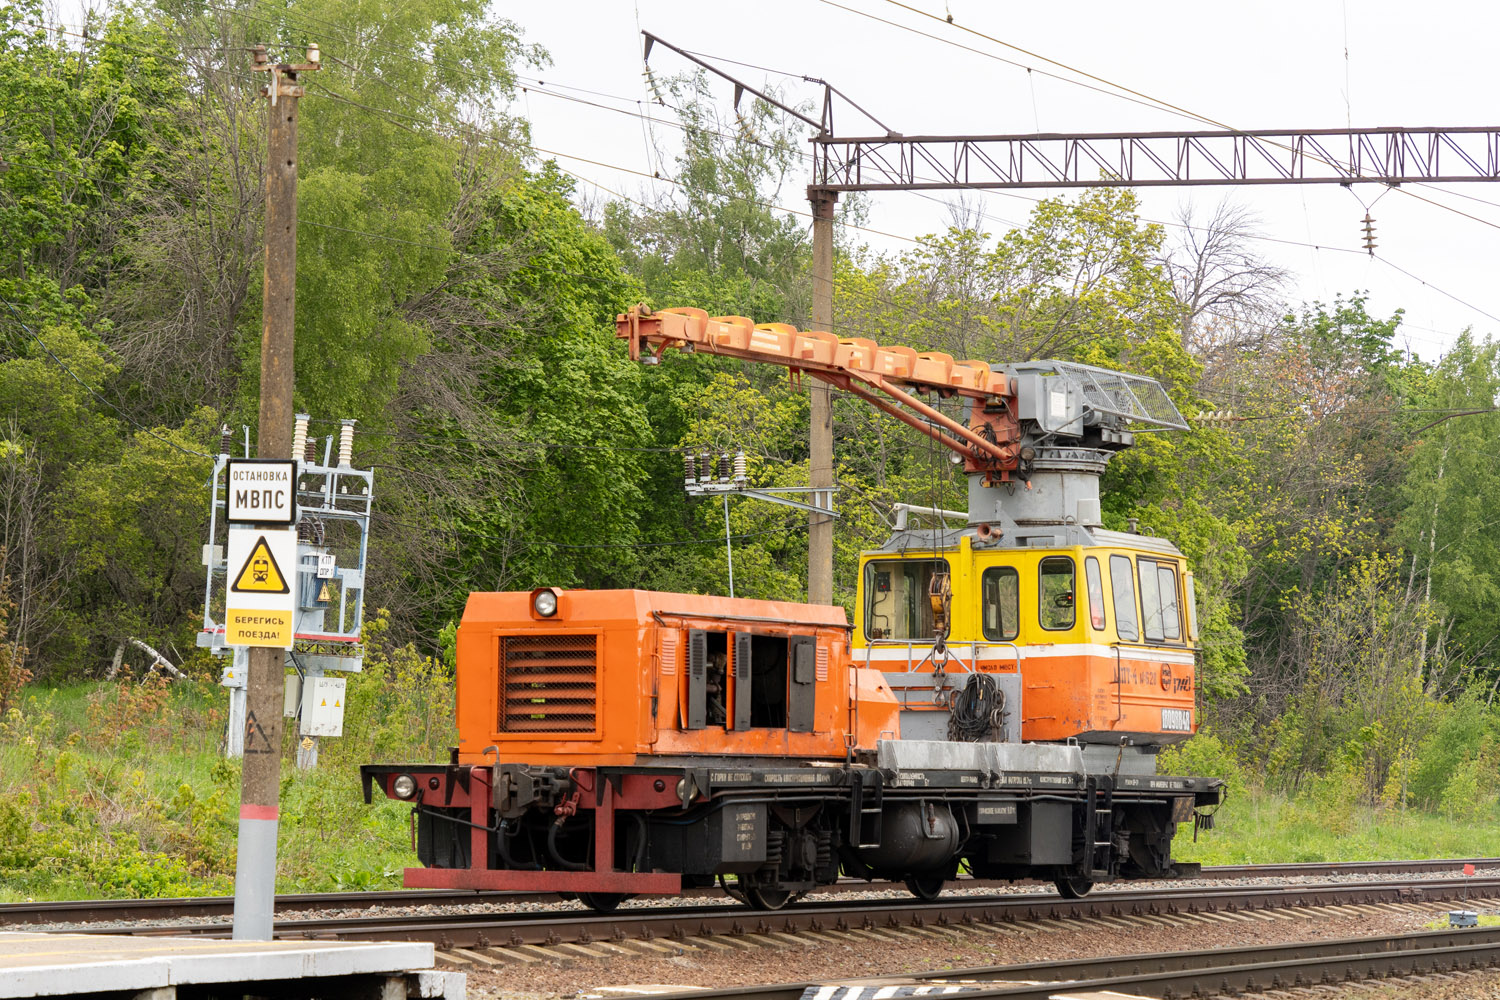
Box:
[1204,858,1495,878]
[646,926,1500,1000]
[55,875,1500,950]
[1,858,1492,928]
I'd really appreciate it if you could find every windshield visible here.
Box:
[864,559,949,640]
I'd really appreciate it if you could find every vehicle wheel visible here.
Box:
[903,874,946,901]
[1054,876,1094,899]
[744,885,797,910]
[578,892,628,912]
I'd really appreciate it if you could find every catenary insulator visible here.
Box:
[1361,214,1377,256]
[699,452,712,483]
[338,419,356,468]
[305,434,318,463]
[733,449,747,482]
[718,454,731,481]
[219,424,233,456]
[683,452,696,486]
[292,414,310,464]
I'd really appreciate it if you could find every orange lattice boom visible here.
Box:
[618,306,1024,480]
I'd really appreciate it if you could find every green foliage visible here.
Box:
[324,610,456,766]
[0,1,187,309]
[1406,691,1500,816]
[603,72,809,321]
[1217,298,1416,707]
[1396,335,1500,682]
[1290,294,1405,393]
[54,415,216,667]
[0,675,424,900]
[174,0,545,426]
[1174,782,1500,866]
[0,573,25,715]
[660,370,812,601]
[0,681,236,897]
[1159,732,1243,795]
[381,171,653,635]
[89,850,214,899]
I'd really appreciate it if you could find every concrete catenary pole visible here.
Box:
[807,187,838,607]
[234,43,318,942]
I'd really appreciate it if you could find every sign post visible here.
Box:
[226,453,299,941]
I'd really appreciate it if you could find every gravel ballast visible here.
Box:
[460,902,1451,999]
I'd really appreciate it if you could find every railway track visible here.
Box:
[21,874,1500,962]
[647,925,1500,1000]
[248,876,1500,951]
[2,857,1491,929]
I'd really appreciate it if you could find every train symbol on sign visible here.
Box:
[231,535,290,595]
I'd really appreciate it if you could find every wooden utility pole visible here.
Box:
[807,188,838,607]
[233,42,319,943]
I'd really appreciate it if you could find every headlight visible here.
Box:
[392,774,418,800]
[533,590,558,617]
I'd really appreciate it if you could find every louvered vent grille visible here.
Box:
[499,634,597,733]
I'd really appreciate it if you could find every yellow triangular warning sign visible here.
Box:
[320,699,326,706]
[317,581,331,603]
[231,535,290,594]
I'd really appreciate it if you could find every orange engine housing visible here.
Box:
[455,589,899,768]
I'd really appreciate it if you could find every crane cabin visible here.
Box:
[855,525,1198,770]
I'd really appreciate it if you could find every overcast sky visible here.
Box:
[507,0,1500,361]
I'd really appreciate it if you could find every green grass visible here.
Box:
[0,674,438,901]
[1175,785,1500,865]
[1424,914,1500,929]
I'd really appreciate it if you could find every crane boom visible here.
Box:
[620,305,1022,480]
[617,305,1184,505]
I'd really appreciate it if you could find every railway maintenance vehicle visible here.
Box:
[362,306,1224,910]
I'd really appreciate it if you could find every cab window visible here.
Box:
[981,567,1019,641]
[1139,560,1163,642]
[864,559,949,640]
[1138,559,1184,643]
[1147,561,1182,641]
[1110,554,1139,641]
[1038,556,1075,631]
[1084,556,1106,631]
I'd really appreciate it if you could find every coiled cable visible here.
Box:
[946,672,1006,742]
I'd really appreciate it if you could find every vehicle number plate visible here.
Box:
[1161,708,1192,732]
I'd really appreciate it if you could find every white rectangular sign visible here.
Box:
[225,526,298,648]
[226,459,297,525]
[1161,707,1192,732]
